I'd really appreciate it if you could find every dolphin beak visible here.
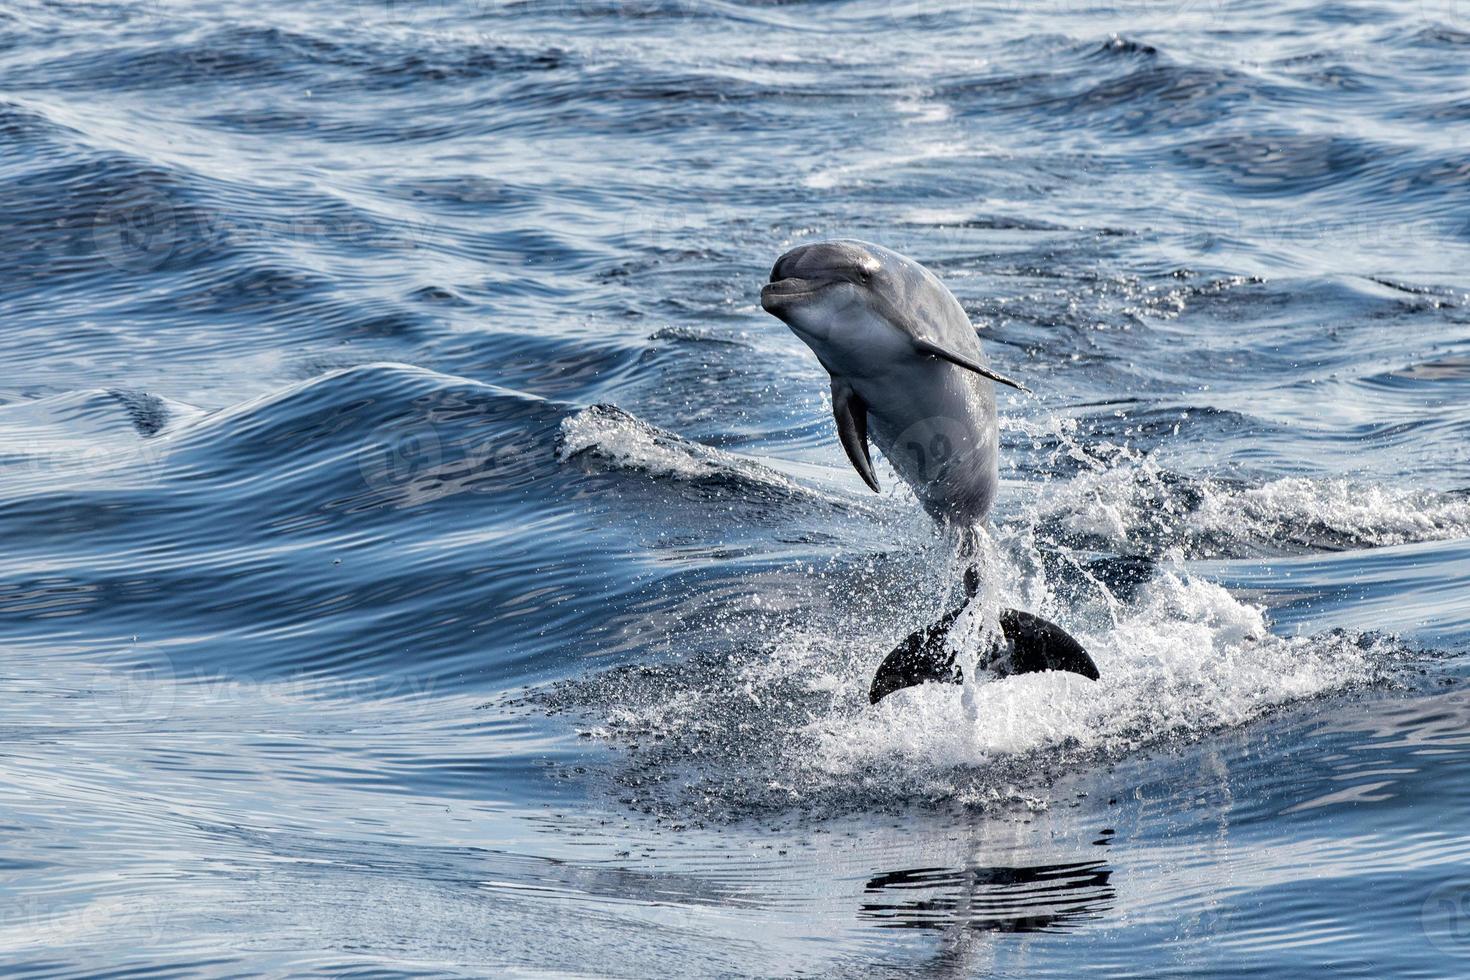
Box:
[760,277,821,313]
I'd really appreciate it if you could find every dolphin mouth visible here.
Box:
[760,277,832,310]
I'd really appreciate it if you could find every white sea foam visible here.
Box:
[801,570,1401,795]
[554,536,1411,816]
[1005,413,1470,552]
[1029,464,1470,552]
[1192,477,1470,548]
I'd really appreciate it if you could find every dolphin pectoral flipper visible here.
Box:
[869,606,1099,704]
[832,379,880,493]
[911,337,1030,394]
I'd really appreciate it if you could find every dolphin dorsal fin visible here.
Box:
[831,379,880,493]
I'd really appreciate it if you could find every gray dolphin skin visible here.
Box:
[760,239,1023,527]
[760,239,1099,703]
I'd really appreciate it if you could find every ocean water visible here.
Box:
[3,0,1470,974]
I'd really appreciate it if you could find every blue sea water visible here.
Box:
[3,0,1470,974]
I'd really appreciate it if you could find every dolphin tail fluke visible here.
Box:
[868,605,1099,705]
[993,608,1099,681]
[867,605,965,704]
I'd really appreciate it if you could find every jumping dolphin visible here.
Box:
[760,239,1099,703]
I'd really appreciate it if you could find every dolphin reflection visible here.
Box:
[859,859,1115,933]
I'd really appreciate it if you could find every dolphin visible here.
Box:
[760,239,1099,703]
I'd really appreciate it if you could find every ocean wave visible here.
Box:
[0,388,201,490]
[5,0,1470,969]
[7,23,572,93]
[558,403,830,500]
[0,363,595,683]
[1024,460,1470,558]
[0,363,563,510]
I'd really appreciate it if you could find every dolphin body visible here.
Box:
[760,239,1099,703]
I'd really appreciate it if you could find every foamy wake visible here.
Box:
[565,557,1412,815]
[799,570,1404,803]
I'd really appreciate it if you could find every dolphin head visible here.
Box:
[760,239,1030,392]
[759,240,908,371]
